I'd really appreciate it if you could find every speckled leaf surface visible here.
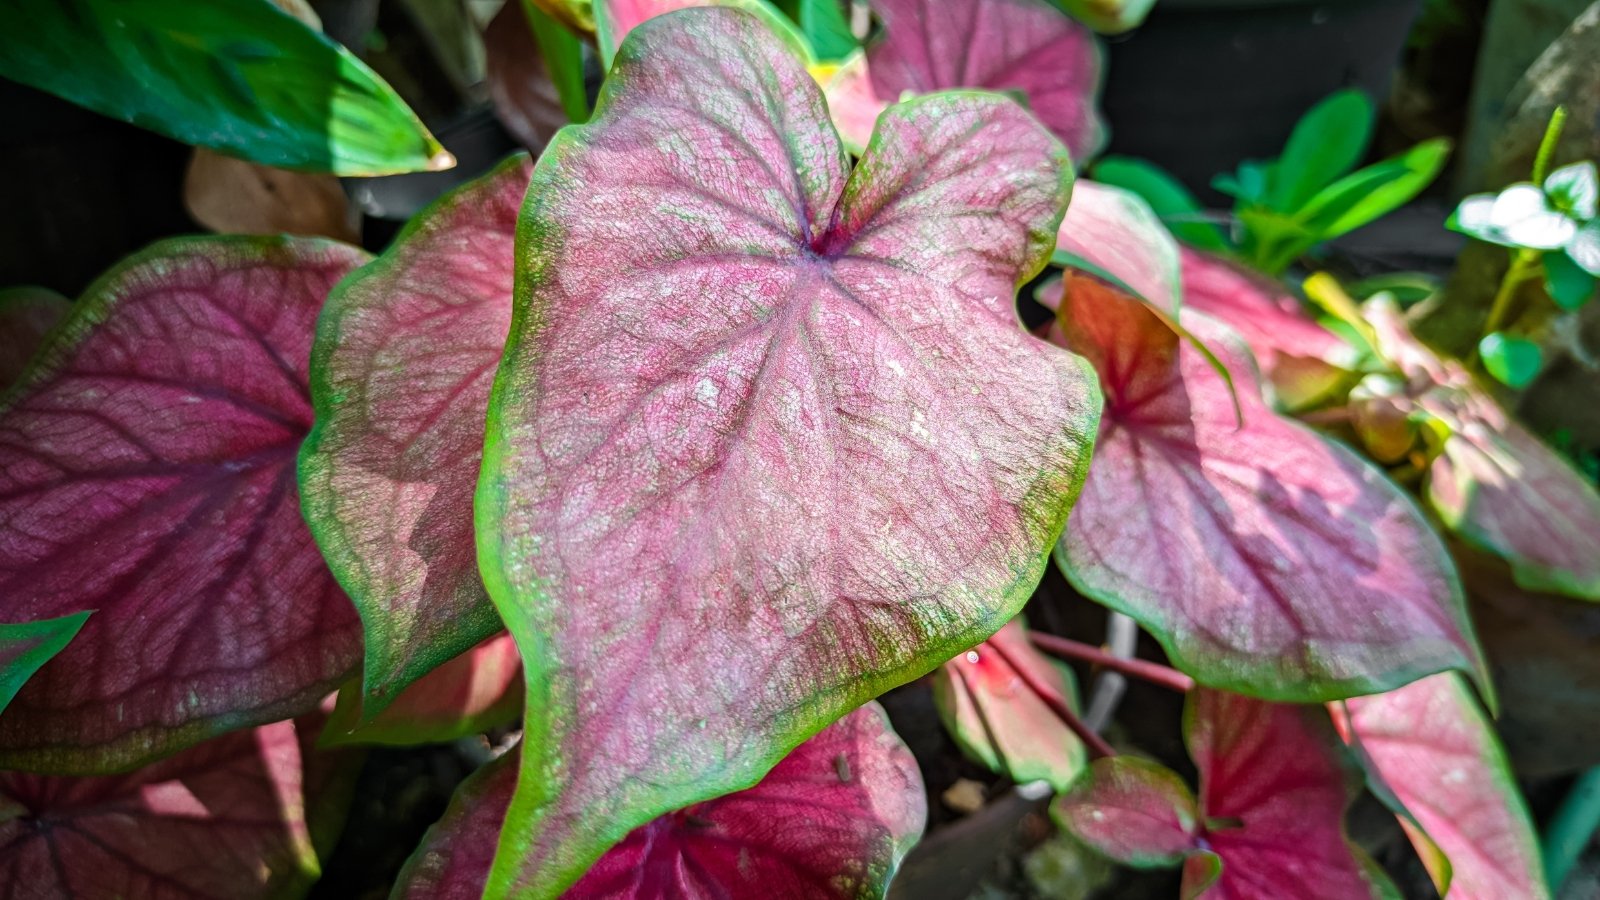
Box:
[931,617,1086,790]
[0,287,70,387]
[1365,300,1600,600]
[0,716,352,898]
[1054,756,1199,868]
[1044,275,1487,702]
[1333,673,1549,899]
[824,0,1104,160]
[300,156,530,717]
[1178,250,1357,410]
[394,703,926,899]
[1055,180,1180,315]
[0,237,365,774]
[1060,691,1390,899]
[475,9,1097,895]
[323,633,522,747]
[0,611,89,717]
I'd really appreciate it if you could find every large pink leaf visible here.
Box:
[931,617,1087,790]
[824,0,1105,161]
[322,633,523,747]
[1045,274,1488,702]
[1058,690,1393,899]
[1364,299,1600,600]
[0,286,70,386]
[394,703,926,899]
[1178,250,1357,410]
[0,716,355,897]
[0,236,365,773]
[1332,673,1550,899]
[300,156,530,716]
[475,9,1097,894]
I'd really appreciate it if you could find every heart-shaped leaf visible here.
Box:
[595,0,810,65]
[475,9,1097,894]
[0,715,357,897]
[1178,250,1358,410]
[931,617,1087,790]
[1365,299,1600,600]
[1,0,447,175]
[1332,673,1550,900]
[322,633,523,747]
[1044,275,1488,702]
[1449,184,1577,250]
[1054,180,1181,315]
[1478,331,1543,389]
[1059,690,1395,899]
[824,0,1105,161]
[395,703,925,899]
[0,286,70,386]
[0,236,365,774]
[301,156,531,716]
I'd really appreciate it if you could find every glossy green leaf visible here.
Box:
[522,0,591,124]
[1297,138,1451,240]
[1479,332,1543,389]
[1270,90,1374,213]
[1091,157,1231,252]
[800,0,858,60]
[0,612,90,718]
[1543,250,1597,310]
[0,0,448,175]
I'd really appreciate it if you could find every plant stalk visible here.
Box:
[1030,632,1196,694]
[1477,248,1541,358]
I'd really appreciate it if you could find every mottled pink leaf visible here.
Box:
[1045,275,1488,702]
[1054,756,1200,868]
[595,0,809,65]
[931,617,1086,790]
[1178,250,1357,410]
[0,611,89,716]
[301,157,530,716]
[1060,690,1391,899]
[824,0,1105,161]
[323,633,522,747]
[0,286,70,387]
[0,236,365,773]
[1365,299,1600,600]
[1332,673,1550,899]
[394,703,926,899]
[475,9,1097,894]
[0,715,355,897]
[1055,180,1180,315]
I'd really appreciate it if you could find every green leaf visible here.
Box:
[522,0,591,123]
[0,0,449,175]
[1213,159,1271,206]
[1270,89,1374,212]
[1450,184,1578,250]
[1479,332,1543,389]
[799,0,857,60]
[1047,0,1157,34]
[1296,138,1451,241]
[1091,156,1231,252]
[1544,250,1598,310]
[1544,161,1598,220]
[0,612,90,717]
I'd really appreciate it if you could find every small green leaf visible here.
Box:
[1544,250,1598,310]
[1271,89,1374,213]
[1047,0,1157,33]
[1092,156,1232,252]
[0,0,449,175]
[1213,159,1271,206]
[1479,333,1543,389]
[522,0,590,123]
[1544,161,1598,220]
[0,611,91,717]
[799,0,857,60]
[1449,184,1577,250]
[1298,138,1451,240]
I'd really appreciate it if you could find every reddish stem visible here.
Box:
[984,638,1117,760]
[1029,633,1196,694]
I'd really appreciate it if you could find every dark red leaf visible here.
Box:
[0,237,364,773]
[0,286,69,387]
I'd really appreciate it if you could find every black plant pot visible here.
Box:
[1098,0,1426,204]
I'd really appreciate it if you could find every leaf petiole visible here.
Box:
[1029,632,1196,694]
